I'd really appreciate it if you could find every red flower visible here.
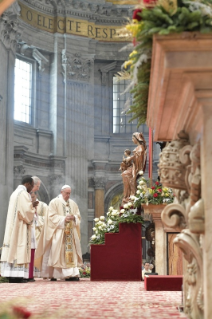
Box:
[151,186,155,190]
[132,9,142,21]
[157,189,162,193]
[13,306,32,319]
[153,193,158,198]
[143,0,157,4]
[83,272,87,275]
[155,182,160,186]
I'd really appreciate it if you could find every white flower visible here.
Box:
[123,214,128,218]
[110,225,115,229]
[130,208,137,215]
[136,190,141,195]
[94,218,99,222]
[137,185,142,190]
[120,209,125,214]
[139,180,145,185]
[99,226,102,230]
[127,202,132,208]
[100,216,105,221]
[108,219,113,225]
[107,212,110,216]
[123,204,128,209]
[93,227,97,231]
[109,206,113,212]
[130,195,136,200]
[138,170,143,175]
[96,221,102,226]
[91,235,96,240]
[112,210,118,216]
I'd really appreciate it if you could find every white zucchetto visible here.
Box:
[61,185,71,190]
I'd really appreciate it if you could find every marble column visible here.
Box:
[94,177,107,218]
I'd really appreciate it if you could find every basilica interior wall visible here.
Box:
[0,1,161,254]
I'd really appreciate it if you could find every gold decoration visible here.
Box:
[18,2,129,42]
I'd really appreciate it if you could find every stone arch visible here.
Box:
[104,182,123,213]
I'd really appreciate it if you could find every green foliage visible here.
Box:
[79,268,90,278]
[126,0,212,124]
[132,178,174,207]
[118,213,143,224]
[0,277,9,284]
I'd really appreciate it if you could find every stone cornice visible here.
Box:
[20,0,132,23]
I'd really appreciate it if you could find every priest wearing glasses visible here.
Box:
[35,185,82,281]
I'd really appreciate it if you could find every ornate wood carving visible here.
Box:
[159,132,204,318]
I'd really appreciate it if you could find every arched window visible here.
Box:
[14,58,32,124]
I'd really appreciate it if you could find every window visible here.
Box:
[113,77,138,133]
[14,58,32,124]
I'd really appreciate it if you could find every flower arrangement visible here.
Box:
[119,0,212,125]
[79,267,90,278]
[90,206,143,245]
[131,177,174,206]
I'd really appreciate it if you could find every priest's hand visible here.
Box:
[33,200,39,208]
[65,215,75,222]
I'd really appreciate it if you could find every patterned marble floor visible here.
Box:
[0,278,188,318]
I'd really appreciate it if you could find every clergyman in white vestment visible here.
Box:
[1,176,38,283]
[35,185,83,281]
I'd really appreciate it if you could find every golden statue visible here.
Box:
[121,132,147,203]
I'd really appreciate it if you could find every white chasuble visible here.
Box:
[35,195,82,279]
[35,201,48,243]
[1,185,35,278]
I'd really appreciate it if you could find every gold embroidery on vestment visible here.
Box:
[63,202,75,268]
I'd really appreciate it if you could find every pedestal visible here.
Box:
[142,204,166,275]
[90,223,142,281]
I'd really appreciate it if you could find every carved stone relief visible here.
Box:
[0,12,22,53]
[21,0,131,21]
[14,165,26,176]
[94,177,107,190]
[159,131,204,319]
[62,50,94,83]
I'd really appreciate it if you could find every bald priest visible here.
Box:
[1,176,39,283]
[35,185,83,281]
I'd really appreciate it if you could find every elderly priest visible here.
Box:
[35,185,82,281]
[1,176,39,283]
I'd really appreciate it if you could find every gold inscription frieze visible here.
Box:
[19,2,129,42]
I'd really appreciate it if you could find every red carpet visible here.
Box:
[0,278,188,318]
[145,275,183,291]
[91,223,142,281]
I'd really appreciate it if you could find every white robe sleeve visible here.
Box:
[74,215,80,227]
[57,216,66,229]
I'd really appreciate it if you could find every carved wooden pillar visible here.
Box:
[201,101,212,319]
[153,216,166,275]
